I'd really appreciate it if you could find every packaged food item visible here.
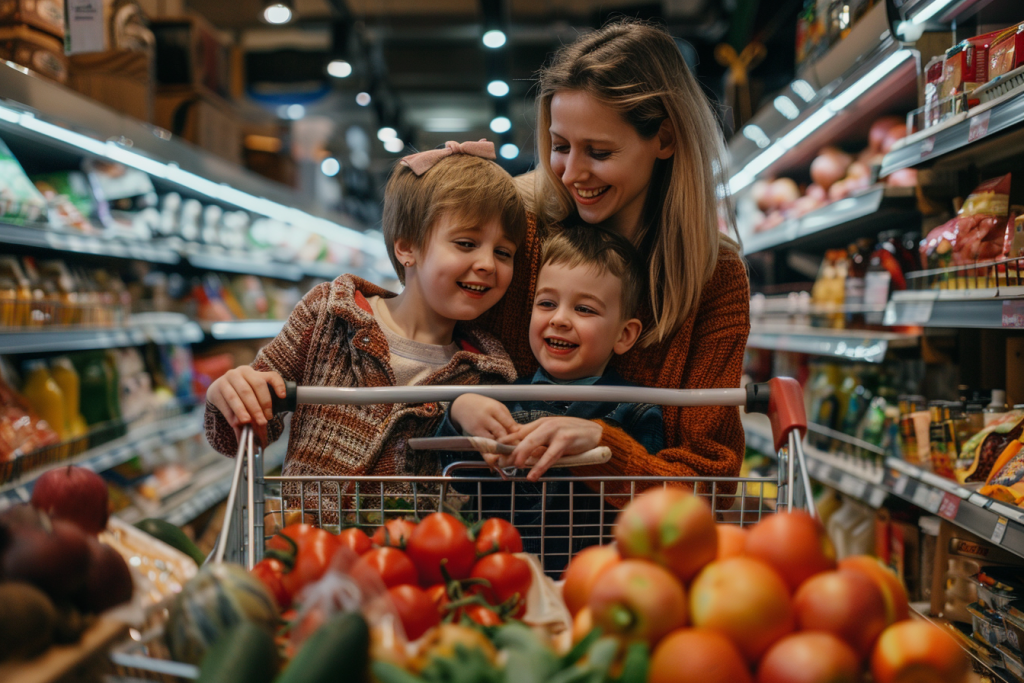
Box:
[0,24,66,83]
[31,170,100,235]
[942,30,1005,100]
[929,401,956,478]
[986,389,1009,426]
[845,238,872,328]
[0,137,47,223]
[968,602,1009,647]
[0,374,59,464]
[923,56,945,128]
[957,409,1024,484]
[50,357,88,455]
[973,566,1024,612]
[0,0,64,38]
[990,24,1024,80]
[20,359,65,443]
[980,416,1024,503]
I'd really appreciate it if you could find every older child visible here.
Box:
[205,141,524,492]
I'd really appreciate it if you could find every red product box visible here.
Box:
[990,23,1024,79]
[942,30,1005,99]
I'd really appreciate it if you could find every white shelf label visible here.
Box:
[869,487,888,508]
[839,473,868,499]
[992,516,1010,544]
[894,476,910,495]
[968,110,991,143]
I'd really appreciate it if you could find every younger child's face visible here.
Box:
[529,261,640,381]
[408,211,517,323]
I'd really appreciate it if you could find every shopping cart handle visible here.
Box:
[746,378,807,452]
[270,381,298,414]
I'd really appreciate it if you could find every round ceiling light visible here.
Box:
[327,60,352,78]
[482,30,506,48]
[489,116,511,134]
[487,80,510,97]
[263,3,292,24]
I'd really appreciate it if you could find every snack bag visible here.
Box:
[956,409,1024,484]
[981,430,1024,504]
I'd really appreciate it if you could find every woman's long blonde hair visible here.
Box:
[531,19,740,346]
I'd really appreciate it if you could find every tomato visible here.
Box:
[388,584,441,641]
[406,512,476,586]
[265,524,341,598]
[372,518,418,549]
[475,518,522,556]
[470,552,532,617]
[337,528,372,556]
[353,547,419,588]
[251,557,291,608]
[464,604,503,627]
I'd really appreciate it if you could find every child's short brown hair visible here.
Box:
[382,154,528,284]
[540,227,646,318]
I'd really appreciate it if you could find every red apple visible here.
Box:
[31,465,109,535]
[744,510,836,592]
[588,559,687,645]
[562,544,619,617]
[0,506,91,599]
[716,524,747,560]
[758,632,861,683]
[794,569,888,659]
[838,556,909,624]
[871,621,970,683]
[689,557,794,664]
[650,628,754,683]
[614,487,717,583]
[75,535,133,613]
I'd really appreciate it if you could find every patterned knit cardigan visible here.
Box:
[204,274,518,481]
[475,214,751,504]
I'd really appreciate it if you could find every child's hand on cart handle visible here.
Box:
[498,416,603,481]
[207,367,287,443]
[451,394,521,440]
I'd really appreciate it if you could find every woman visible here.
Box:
[477,19,750,498]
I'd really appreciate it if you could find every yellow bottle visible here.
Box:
[22,360,67,457]
[51,357,88,454]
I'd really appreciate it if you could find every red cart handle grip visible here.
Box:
[746,378,807,452]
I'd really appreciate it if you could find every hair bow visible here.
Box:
[399,139,496,176]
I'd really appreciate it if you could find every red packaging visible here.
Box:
[920,174,1012,274]
[942,30,1005,99]
[990,24,1024,79]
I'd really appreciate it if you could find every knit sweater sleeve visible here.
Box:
[579,255,750,499]
[204,282,329,457]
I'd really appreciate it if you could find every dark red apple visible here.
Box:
[75,535,133,613]
[1,506,90,599]
[31,466,109,535]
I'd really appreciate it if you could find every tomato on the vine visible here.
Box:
[337,527,372,555]
[406,512,475,586]
[470,552,532,618]
[388,584,440,640]
[464,604,503,627]
[251,557,291,608]
[475,518,523,556]
[372,518,418,549]
[265,524,341,598]
[352,547,419,588]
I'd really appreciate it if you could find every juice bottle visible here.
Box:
[21,360,66,454]
[930,401,955,478]
[50,357,88,454]
[75,352,112,426]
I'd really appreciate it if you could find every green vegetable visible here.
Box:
[275,611,369,683]
[614,643,649,683]
[372,661,427,683]
[494,623,560,683]
[135,518,206,565]
[197,621,278,683]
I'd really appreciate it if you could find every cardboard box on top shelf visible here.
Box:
[151,11,233,101]
[0,0,64,39]
[0,24,66,83]
[154,85,243,164]
[67,50,153,122]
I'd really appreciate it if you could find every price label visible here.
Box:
[1003,300,1024,328]
[921,136,936,158]
[869,487,888,508]
[894,476,910,495]
[968,110,991,143]
[840,473,868,499]
[938,492,961,520]
[926,489,945,513]
[992,517,1010,544]
[818,464,834,481]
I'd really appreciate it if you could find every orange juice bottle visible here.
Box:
[22,360,66,457]
[51,357,88,454]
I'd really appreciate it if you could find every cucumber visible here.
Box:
[135,518,206,565]
[275,611,370,683]
[197,621,278,683]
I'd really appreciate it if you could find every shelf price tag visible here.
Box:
[839,473,868,499]
[66,0,106,54]
[893,476,910,496]
[921,136,936,159]
[968,110,991,143]
[992,516,1010,544]
[938,492,961,520]
[869,487,888,508]
[1003,300,1024,328]
[926,489,945,513]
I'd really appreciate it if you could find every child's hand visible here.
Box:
[451,394,520,440]
[207,366,287,443]
[498,416,603,481]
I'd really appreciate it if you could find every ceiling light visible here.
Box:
[482,30,506,48]
[500,143,519,159]
[423,117,471,133]
[356,92,371,106]
[263,2,292,24]
[277,104,305,120]
[487,80,509,97]
[912,0,957,24]
[489,116,511,134]
[377,127,397,141]
[327,59,352,78]
[742,124,771,148]
[773,95,800,120]
[384,138,405,153]
[321,157,341,177]
[791,79,816,102]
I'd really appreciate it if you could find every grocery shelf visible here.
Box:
[204,320,286,340]
[186,252,305,282]
[747,323,918,363]
[884,290,1021,329]
[881,89,1024,176]
[910,603,1014,683]
[0,405,203,510]
[742,186,919,256]
[0,320,204,354]
[0,222,181,264]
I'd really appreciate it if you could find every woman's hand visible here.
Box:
[451,394,520,440]
[207,366,286,444]
[498,416,604,481]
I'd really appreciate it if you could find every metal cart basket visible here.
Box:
[212,377,812,575]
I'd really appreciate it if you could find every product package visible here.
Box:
[943,30,1007,100]
[990,24,1024,79]
[0,0,64,38]
[0,137,47,223]
[83,159,159,239]
[956,409,1024,485]
[0,24,66,83]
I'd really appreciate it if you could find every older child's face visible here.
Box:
[549,90,674,243]
[411,212,516,322]
[529,261,640,381]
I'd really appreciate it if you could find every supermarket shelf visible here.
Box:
[0,320,203,354]
[746,324,918,363]
[884,290,1024,329]
[0,406,203,510]
[186,252,305,282]
[204,320,285,340]
[0,222,181,264]
[743,186,919,256]
[881,89,1024,176]
[910,603,1013,683]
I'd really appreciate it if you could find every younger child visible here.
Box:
[205,141,525,513]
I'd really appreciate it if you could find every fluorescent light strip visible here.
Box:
[728,50,912,196]
[0,104,385,256]
[912,0,957,24]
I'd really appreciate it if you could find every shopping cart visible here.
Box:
[212,376,813,575]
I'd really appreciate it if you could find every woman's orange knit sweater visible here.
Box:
[476,214,751,501]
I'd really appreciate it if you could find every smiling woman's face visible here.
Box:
[548,90,670,242]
